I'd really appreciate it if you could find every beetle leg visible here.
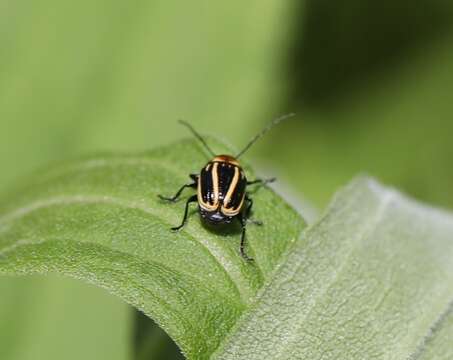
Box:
[245,196,263,226]
[238,212,254,261]
[245,196,253,217]
[158,182,197,202]
[247,177,276,186]
[171,195,198,231]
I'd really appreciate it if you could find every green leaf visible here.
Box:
[0,138,305,359]
[1,138,452,359]
[212,177,453,359]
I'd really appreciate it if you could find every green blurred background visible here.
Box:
[1,1,452,359]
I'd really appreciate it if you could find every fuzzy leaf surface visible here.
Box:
[213,178,453,360]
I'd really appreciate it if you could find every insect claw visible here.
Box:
[247,219,263,226]
[158,195,176,202]
[241,252,254,262]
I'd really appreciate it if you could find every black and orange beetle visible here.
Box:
[158,114,294,261]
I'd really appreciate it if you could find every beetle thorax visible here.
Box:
[212,154,240,166]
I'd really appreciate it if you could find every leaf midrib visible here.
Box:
[410,299,453,359]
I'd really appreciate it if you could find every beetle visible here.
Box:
[158,114,294,261]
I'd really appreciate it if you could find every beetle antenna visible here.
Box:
[235,113,295,159]
[178,119,216,157]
